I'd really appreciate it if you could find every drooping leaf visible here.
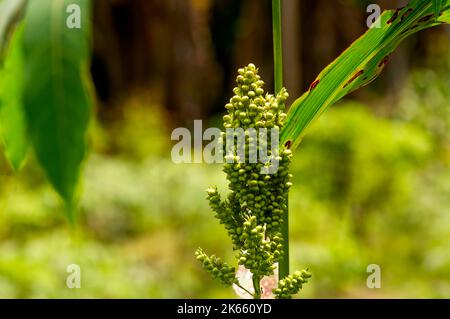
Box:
[22,0,92,218]
[280,0,450,151]
[0,0,27,59]
[0,24,28,171]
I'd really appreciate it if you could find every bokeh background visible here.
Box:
[0,0,449,298]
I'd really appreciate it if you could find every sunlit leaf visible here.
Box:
[281,0,450,151]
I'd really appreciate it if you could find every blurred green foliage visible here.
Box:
[0,69,448,298]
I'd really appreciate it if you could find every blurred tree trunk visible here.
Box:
[231,0,273,88]
[89,0,449,126]
[91,0,222,126]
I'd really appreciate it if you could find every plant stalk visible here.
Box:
[272,0,283,94]
[272,0,289,280]
[252,275,262,299]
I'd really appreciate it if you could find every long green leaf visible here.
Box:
[0,0,27,59]
[22,0,92,218]
[433,0,446,17]
[0,24,27,171]
[281,0,450,151]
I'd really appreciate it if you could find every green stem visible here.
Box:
[252,275,262,299]
[280,197,289,279]
[272,0,289,280]
[272,0,283,94]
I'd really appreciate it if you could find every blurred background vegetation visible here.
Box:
[0,0,449,298]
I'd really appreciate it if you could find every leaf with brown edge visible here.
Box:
[280,0,450,151]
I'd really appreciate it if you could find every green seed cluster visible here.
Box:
[222,152,292,236]
[223,63,287,129]
[206,187,242,249]
[195,248,238,286]
[237,216,282,277]
[273,270,312,299]
[196,64,310,299]
[221,64,292,238]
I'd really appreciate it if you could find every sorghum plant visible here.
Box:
[196,64,311,299]
[196,0,449,299]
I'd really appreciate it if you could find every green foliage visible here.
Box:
[281,0,450,151]
[0,0,95,220]
[0,77,447,297]
[21,0,92,217]
[0,0,447,299]
[287,99,449,297]
[194,1,448,297]
[396,69,449,149]
[108,99,169,160]
[291,103,432,215]
[0,24,27,171]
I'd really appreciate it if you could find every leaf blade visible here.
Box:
[22,0,92,213]
[433,0,446,17]
[0,24,28,171]
[280,0,450,151]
